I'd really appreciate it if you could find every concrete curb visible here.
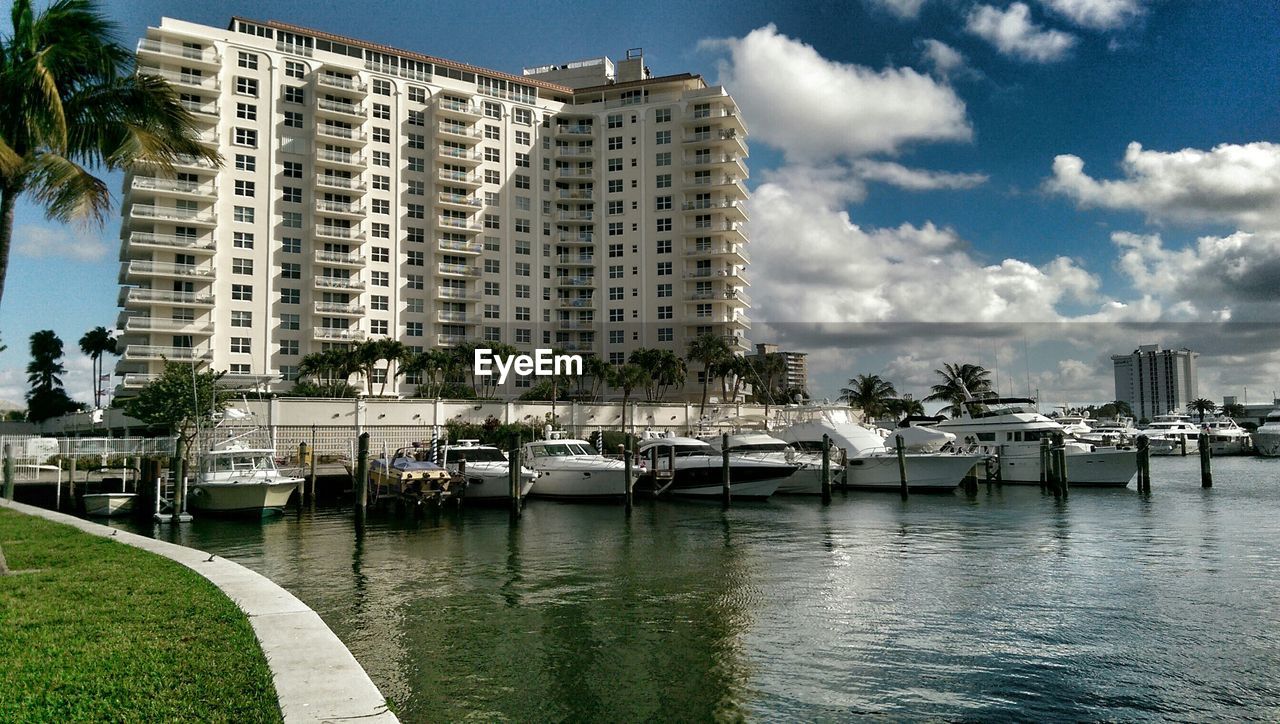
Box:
[0,499,398,723]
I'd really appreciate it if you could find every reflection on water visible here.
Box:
[119,457,1280,721]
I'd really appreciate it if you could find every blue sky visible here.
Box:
[2,0,1279,408]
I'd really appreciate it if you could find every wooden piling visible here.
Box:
[721,432,731,506]
[1180,434,1188,457]
[170,437,185,525]
[2,443,13,501]
[309,426,318,504]
[623,433,633,513]
[1136,435,1151,492]
[821,433,832,504]
[1057,435,1069,497]
[69,455,77,506]
[298,442,309,505]
[508,434,522,520]
[1043,437,1057,491]
[1199,431,1212,488]
[354,432,369,522]
[895,434,908,499]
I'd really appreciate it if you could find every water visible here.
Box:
[118,457,1280,721]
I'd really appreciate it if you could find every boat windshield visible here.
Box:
[966,398,1036,418]
[449,447,508,462]
[528,442,597,457]
[207,454,273,473]
[731,443,789,452]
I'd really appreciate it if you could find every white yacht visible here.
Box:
[1254,410,1280,457]
[1077,417,1140,446]
[1202,418,1252,456]
[189,441,303,516]
[704,432,833,495]
[1143,412,1202,456]
[635,435,794,499]
[934,395,1137,487]
[775,406,986,492]
[522,433,641,501]
[439,440,536,501]
[1052,413,1094,439]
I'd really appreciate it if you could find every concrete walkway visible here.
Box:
[0,499,398,723]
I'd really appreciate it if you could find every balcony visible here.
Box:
[313,327,367,342]
[126,232,215,254]
[437,145,483,165]
[557,319,595,331]
[558,234,594,245]
[314,301,366,316]
[556,254,594,265]
[315,199,364,217]
[436,98,482,119]
[178,98,220,121]
[437,262,480,277]
[316,149,364,168]
[555,123,594,137]
[121,373,160,388]
[685,244,750,263]
[437,122,481,140]
[121,288,214,307]
[314,249,365,267]
[685,153,746,175]
[556,276,596,287]
[138,66,219,91]
[316,97,365,119]
[129,204,215,226]
[317,73,367,94]
[136,38,220,66]
[123,260,213,280]
[438,238,482,254]
[437,333,470,346]
[315,224,363,241]
[437,192,482,212]
[555,146,595,159]
[437,310,471,323]
[314,275,365,291]
[131,176,215,197]
[687,220,746,238]
[558,297,595,308]
[557,167,595,179]
[123,344,211,362]
[683,267,746,280]
[557,189,594,201]
[169,154,218,171]
[122,316,213,334]
[316,124,366,144]
[436,286,480,301]
[437,216,483,233]
[438,169,481,187]
[684,105,747,134]
[557,210,594,223]
[315,173,365,192]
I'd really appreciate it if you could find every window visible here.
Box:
[656,218,672,232]
[370,320,389,336]
[283,161,303,178]
[484,125,500,140]
[484,147,500,162]
[371,199,389,215]
[372,127,390,143]
[236,102,256,120]
[407,250,424,266]
[407,110,425,127]
[370,295,389,311]
[282,211,302,228]
[657,328,674,342]
[407,133,425,149]
[283,86,304,104]
[511,175,530,191]
[657,283,672,297]
[483,101,501,119]
[607,114,622,129]
[281,262,301,279]
[372,150,390,167]
[231,310,252,327]
[284,60,305,79]
[408,86,426,103]
[279,340,299,356]
[515,152,530,168]
[484,259,501,274]
[483,304,501,320]
[656,239,672,254]
[657,305,673,320]
[233,232,254,249]
[655,130,670,145]
[608,244,624,258]
[608,265,623,279]
[406,227,424,244]
[235,154,255,172]
[372,174,390,191]
[407,203,425,219]
[608,200,624,216]
[373,78,391,95]
[406,298,424,313]
[234,206,254,223]
[608,136,622,151]
[281,288,300,304]
[233,127,257,147]
[234,180,255,197]
[406,322,423,337]
[231,284,253,301]
[515,130,530,145]
[656,196,672,211]
[371,222,390,239]
[515,283,531,299]
[609,330,624,344]
[657,261,672,276]
[232,257,253,274]
[372,103,390,120]
[235,76,258,96]
[655,152,671,166]
[484,214,500,230]
[230,337,250,354]
[371,246,390,263]
[655,108,671,123]
[484,281,500,296]
[372,271,389,287]
[608,158,622,172]
[407,156,425,172]
[515,328,531,344]
[237,51,258,69]
[656,174,671,189]
[514,218,530,233]
[608,222,623,237]
[282,186,301,203]
[609,309,624,323]
[281,237,301,254]
[515,262,530,277]
[514,107,532,125]
[609,286,624,301]
[484,169,501,184]
[280,314,300,331]
[515,240,530,255]
[406,179,424,196]
[407,274,424,290]
[608,179,623,194]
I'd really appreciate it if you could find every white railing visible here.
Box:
[437,311,470,323]
[438,98,480,114]
[317,149,363,165]
[139,66,218,90]
[438,262,480,277]
[315,199,363,214]
[314,301,366,314]
[316,224,361,239]
[438,238,482,253]
[127,232,214,251]
[438,169,480,184]
[438,123,480,138]
[130,204,214,223]
[556,254,594,264]
[123,317,212,333]
[556,124,593,135]
[436,286,478,300]
[438,145,481,161]
[314,249,365,265]
[123,344,210,361]
[317,125,365,142]
[317,98,364,115]
[131,177,213,195]
[313,327,367,341]
[178,99,219,116]
[438,192,481,208]
[124,288,213,305]
[438,216,481,231]
[125,260,211,277]
[136,38,219,63]
[315,174,364,190]
[318,74,367,92]
[314,275,365,290]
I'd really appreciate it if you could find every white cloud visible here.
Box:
[12,224,109,262]
[1046,142,1280,230]
[1037,0,1144,30]
[918,39,967,78]
[854,159,989,191]
[865,0,928,20]
[704,25,972,160]
[966,3,1077,62]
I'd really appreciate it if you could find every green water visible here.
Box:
[125,456,1280,721]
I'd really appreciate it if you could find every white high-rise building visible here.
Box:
[1112,344,1199,421]
[114,17,750,397]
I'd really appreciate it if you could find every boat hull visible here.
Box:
[1208,438,1252,456]
[527,468,633,501]
[636,461,790,499]
[1148,436,1199,456]
[1254,431,1280,457]
[845,453,985,492]
[995,447,1137,487]
[189,480,300,515]
[82,493,136,517]
[459,470,537,501]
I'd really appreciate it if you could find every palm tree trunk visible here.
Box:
[0,183,19,306]
[700,368,710,416]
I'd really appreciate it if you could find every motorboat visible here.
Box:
[367,445,462,507]
[635,434,794,499]
[1143,412,1202,456]
[703,432,833,495]
[933,395,1137,487]
[522,433,641,501]
[80,466,138,517]
[1052,413,1094,439]
[189,440,303,516]
[1077,417,1140,446]
[774,406,986,492]
[1255,409,1280,457]
[439,440,535,502]
[1202,418,1252,456]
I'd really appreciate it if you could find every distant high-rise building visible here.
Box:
[114,17,750,398]
[748,343,808,396]
[1112,344,1199,421]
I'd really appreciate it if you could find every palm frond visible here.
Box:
[27,151,109,224]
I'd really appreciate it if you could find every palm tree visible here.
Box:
[744,352,787,417]
[686,333,731,416]
[1221,402,1246,419]
[0,0,221,304]
[78,325,116,408]
[1111,400,1134,419]
[404,348,452,398]
[651,350,686,402]
[1188,398,1217,423]
[26,329,66,391]
[838,374,898,421]
[924,362,992,416]
[582,354,611,402]
[608,363,649,429]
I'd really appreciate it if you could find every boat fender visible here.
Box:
[1090,445,1096,452]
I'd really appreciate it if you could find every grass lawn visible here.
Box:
[0,508,281,722]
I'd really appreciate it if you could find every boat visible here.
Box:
[439,440,535,502]
[1143,412,1202,456]
[1255,409,1280,457]
[189,439,303,516]
[367,445,462,507]
[80,466,138,517]
[933,395,1137,487]
[704,432,833,495]
[635,434,794,499]
[1202,417,1252,456]
[1077,417,1141,446]
[521,432,641,501]
[1052,412,1094,439]
[775,406,986,492]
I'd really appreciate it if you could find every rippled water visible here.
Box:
[120,456,1280,721]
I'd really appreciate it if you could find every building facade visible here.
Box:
[1111,344,1199,421]
[114,17,750,397]
[748,343,808,396]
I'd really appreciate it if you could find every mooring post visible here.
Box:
[508,433,521,520]
[895,434,908,499]
[721,432,732,506]
[1199,431,1212,488]
[623,433,633,513]
[170,437,185,525]
[309,426,318,505]
[1056,434,1069,497]
[1180,434,1188,457]
[821,433,832,504]
[1136,435,1151,492]
[1039,437,1049,491]
[69,455,77,505]
[354,432,370,523]
[2,443,13,501]
[298,442,309,505]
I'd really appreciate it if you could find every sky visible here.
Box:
[2,0,1279,411]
